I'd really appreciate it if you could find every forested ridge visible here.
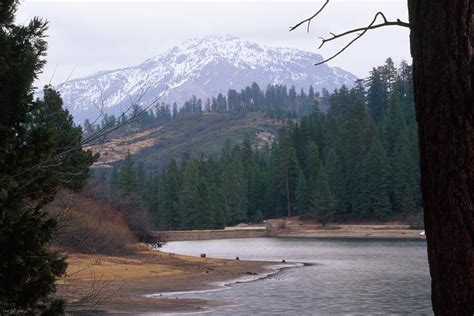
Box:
[104,59,421,230]
[82,77,324,138]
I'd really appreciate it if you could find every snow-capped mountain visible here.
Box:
[58,35,357,122]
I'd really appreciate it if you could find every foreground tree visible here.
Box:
[291,1,474,313]
[408,2,474,314]
[0,1,96,313]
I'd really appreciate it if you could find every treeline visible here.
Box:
[108,141,264,230]
[83,83,327,136]
[106,59,421,229]
[179,82,327,118]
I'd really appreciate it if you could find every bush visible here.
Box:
[103,190,154,242]
[48,190,137,255]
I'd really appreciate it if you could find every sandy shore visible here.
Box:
[150,220,425,243]
[58,245,274,314]
[59,221,424,314]
[266,218,426,240]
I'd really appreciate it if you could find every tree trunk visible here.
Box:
[408,1,474,314]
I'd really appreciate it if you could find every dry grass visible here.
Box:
[86,112,284,169]
[87,126,163,167]
[58,248,272,313]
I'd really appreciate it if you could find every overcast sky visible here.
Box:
[18,0,411,88]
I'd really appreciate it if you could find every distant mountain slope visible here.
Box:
[90,111,282,169]
[59,35,357,122]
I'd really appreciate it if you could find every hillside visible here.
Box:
[57,35,356,122]
[89,111,282,169]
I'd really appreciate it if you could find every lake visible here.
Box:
[160,238,432,315]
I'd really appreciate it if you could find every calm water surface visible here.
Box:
[160,238,431,315]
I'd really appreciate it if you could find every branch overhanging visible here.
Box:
[289,0,330,32]
[290,2,410,66]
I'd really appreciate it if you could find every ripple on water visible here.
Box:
[160,238,432,315]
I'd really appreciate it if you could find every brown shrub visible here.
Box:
[107,190,155,242]
[80,179,155,242]
[48,190,137,255]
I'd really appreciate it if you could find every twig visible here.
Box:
[289,0,330,32]
[290,3,410,66]
[314,12,409,66]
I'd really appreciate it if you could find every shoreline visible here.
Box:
[152,221,426,242]
[269,227,426,240]
[59,246,278,314]
[265,220,425,240]
[59,224,424,314]
[145,261,302,297]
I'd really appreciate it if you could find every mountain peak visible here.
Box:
[58,35,357,122]
[188,34,240,42]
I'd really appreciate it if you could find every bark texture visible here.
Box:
[408,1,474,314]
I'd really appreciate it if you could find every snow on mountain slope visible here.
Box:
[58,35,357,122]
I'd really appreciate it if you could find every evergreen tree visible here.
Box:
[35,87,97,190]
[136,161,146,192]
[227,89,240,112]
[301,141,335,222]
[211,97,218,112]
[383,95,409,211]
[353,134,392,219]
[288,86,297,111]
[161,160,182,229]
[367,67,388,123]
[0,3,95,312]
[310,166,336,224]
[221,149,247,223]
[250,82,264,109]
[308,85,315,103]
[267,146,287,217]
[172,102,178,117]
[304,141,322,190]
[204,98,211,113]
[278,127,300,217]
[149,172,165,226]
[324,148,343,215]
[109,164,120,192]
[390,128,417,213]
[83,118,94,135]
[203,159,227,228]
[179,160,201,229]
[194,174,215,229]
[216,93,227,112]
[295,171,310,215]
[117,151,138,192]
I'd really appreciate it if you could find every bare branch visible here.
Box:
[314,12,409,66]
[319,12,409,50]
[290,4,410,66]
[56,64,77,90]
[289,0,329,32]
[48,63,58,85]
